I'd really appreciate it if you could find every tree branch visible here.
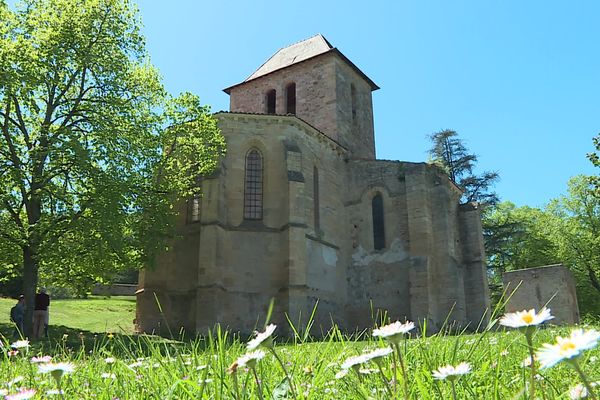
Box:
[1,99,30,207]
[3,199,25,230]
[42,201,92,246]
[10,95,31,148]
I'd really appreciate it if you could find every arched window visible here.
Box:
[372,193,385,250]
[266,89,276,114]
[351,84,357,121]
[286,83,296,114]
[244,149,263,220]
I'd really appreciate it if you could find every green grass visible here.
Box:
[0,299,599,399]
[0,296,136,334]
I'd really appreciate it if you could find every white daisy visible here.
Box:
[537,329,600,369]
[104,357,116,364]
[10,340,30,349]
[31,355,52,363]
[38,362,75,374]
[373,321,415,343]
[236,350,266,369]
[432,362,471,380]
[5,389,36,400]
[569,384,588,399]
[341,354,369,370]
[499,308,554,328]
[38,362,75,382]
[101,372,116,379]
[128,361,144,369]
[520,355,537,368]
[7,376,24,386]
[361,347,394,363]
[247,324,277,350]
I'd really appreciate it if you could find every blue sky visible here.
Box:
[137,0,599,207]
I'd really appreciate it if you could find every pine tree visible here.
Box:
[428,129,499,205]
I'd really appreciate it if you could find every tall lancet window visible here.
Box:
[286,83,296,114]
[372,193,385,250]
[266,89,276,114]
[244,149,263,220]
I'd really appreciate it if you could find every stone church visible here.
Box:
[136,34,490,336]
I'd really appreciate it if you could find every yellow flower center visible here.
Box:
[521,313,534,324]
[559,341,576,354]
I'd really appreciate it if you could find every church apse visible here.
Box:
[136,34,490,336]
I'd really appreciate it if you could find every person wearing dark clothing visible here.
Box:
[10,295,25,338]
[33,287,50,339]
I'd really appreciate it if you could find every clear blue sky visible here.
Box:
[137,0,599,208]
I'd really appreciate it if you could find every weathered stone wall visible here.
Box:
[92,283,137,296]
[136,209,200,334]
[340,160,487,331]
[228,53,375,159]
[334,57,376,159]
[403,164,468,331]
[136,121,491,336]
[503,264,579,325]
[281,115,349,333]
[229,56,339,142]
[193,114,349,335]
[459,204,491,328]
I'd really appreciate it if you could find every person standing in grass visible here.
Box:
[10,295,25,338]
[33,287,50,339]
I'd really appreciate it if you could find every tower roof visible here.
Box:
[223,34,379,93]
[246,34,334,81]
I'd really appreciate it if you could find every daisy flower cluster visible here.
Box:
[1,306,599,400]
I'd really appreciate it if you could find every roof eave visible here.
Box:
[223,49,379,94]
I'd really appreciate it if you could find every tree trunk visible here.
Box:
[587,266,600,296]
[22,245,39,338]
[23,193,42,338]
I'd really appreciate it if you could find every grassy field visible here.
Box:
[0,295,136,334]
[0,300,598,399]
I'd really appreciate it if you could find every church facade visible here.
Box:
[136,35,490,335]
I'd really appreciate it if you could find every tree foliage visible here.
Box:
[428,129,499,205]
[545,176,600,297]
[588,132,600,196]
[482,177,600,315]
[0,0,225,330]
[482,202,558,302]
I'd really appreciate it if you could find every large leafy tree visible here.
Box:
[0,0,225,333]
[428,129,499,205]
[545,176,600,296]
[482,202,558,298]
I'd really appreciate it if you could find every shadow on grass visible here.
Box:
[0,322,191,358]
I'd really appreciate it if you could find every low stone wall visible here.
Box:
[503,264,579,325]
[92,283,137,296]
